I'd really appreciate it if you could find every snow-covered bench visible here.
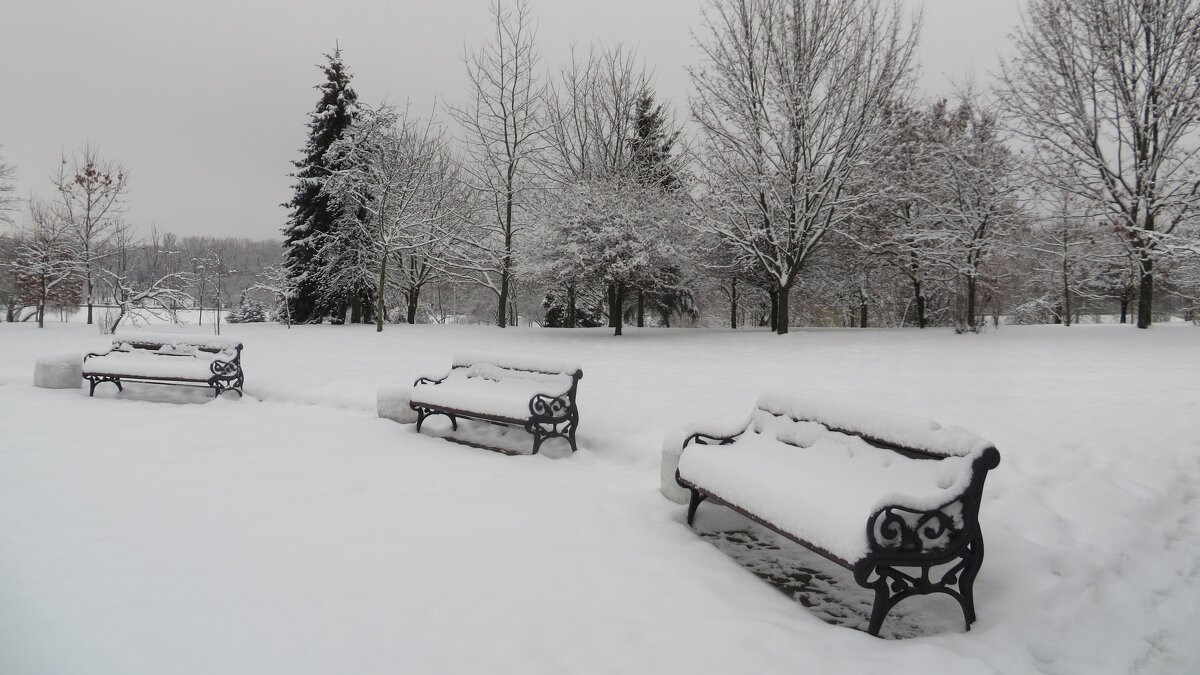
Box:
[83,332,245,398]
[672,393,1001,636]
[409,354,582,455]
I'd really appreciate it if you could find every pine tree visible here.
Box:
[629,89,681,192]
[281,48,363,323]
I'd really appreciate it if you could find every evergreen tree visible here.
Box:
[281,48,363,323]
[629,89,681,192]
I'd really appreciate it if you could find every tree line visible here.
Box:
[4,0,1199,333]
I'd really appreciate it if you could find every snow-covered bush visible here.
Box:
[225,293,267,324]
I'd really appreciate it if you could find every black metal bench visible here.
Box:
[673,394,1000,636]
[83,332,244,398]
[409,355,582,455]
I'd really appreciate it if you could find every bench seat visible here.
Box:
[673,392,1000,636]
[83,332,244,397]
[409,355,582,455]
[678,417,975,565]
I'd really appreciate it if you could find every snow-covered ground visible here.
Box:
[1,322,1197,674]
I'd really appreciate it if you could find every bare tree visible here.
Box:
[54,145,130,325]
[0,146,17,226]
[101,228,192,333]
[690,0,919,333]
[392,143,470,324]
[449,0,546,327]
[1001,0,1200,328]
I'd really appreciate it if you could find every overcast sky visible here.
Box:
[0,0,1023,241]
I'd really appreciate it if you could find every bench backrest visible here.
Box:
[111,332,243,357]
[448,354,581,393]
[753,391,993,461]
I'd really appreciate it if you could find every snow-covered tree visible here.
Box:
[1001,0,1200,328]
[10,199,81,328]
[921,98,1023,331]
[53,144,128,325]
[225,291,267,323]
[449,0,546,327]
[282,48,363,324]
[320,106,459,332]
[250,265,296,327]
[536,178,689,335]
[690,0,919,334]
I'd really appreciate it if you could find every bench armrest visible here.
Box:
[866,498,969,555]
[683,430,743,448]
[84,349,113,362]
[413,373,448,387]
[209,358,242,378]
[528,391,574,421]
[865,447,1000,557]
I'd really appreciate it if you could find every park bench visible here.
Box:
[409,354,582,455]
[672,392,1000,636]
[83,332,245,398]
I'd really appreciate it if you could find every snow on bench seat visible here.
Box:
[410,365,574,422]
[409,354,582,455]
[82,332,245,397]
[677,410,976,564]
[82,349,231,381]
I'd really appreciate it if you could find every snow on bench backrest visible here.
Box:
[755,391,994,460]
[451,352,582,379]
[112,331,243,353]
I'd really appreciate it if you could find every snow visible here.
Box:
[677,409,980,563]
[32,353,82,389]
[2,322,1199,674]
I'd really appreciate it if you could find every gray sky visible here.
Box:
[0,0,1022,241]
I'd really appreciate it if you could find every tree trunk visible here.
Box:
[730,278,738,329]
[914,283,926,329]
[637,290,645,328]
[858,291,868,328]
[607,283,618,328]
[966,275,977,331]
[613,284,624,336]
[776,284,790,335]
[38,279,46,329]
[566,286,576,328]
[376,253,388,332]
[86,274,94,325]
[350,295,362,324]
[1120,296,1129,324]
[406,287,420,324]
[1136,258,1153,329]
[768,289,778,331]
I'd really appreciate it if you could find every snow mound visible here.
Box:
[33,353,82,390]
[377,385,418,424]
